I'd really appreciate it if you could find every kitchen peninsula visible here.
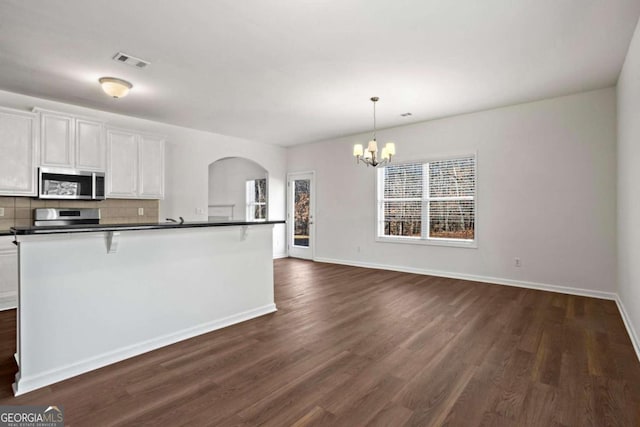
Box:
[10,220,284,396]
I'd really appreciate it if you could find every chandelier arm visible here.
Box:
[357,152,392,167]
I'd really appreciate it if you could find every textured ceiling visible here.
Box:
[0,0,639,146]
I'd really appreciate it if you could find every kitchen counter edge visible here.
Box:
[10,220,286,235]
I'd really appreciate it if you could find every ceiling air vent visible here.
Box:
[112,52,150,69]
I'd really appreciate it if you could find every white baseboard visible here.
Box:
[615,296,640,363]
[273,252,288,259]
[314,257,617,301]
[0,296,16,311]
[13,303,277,396]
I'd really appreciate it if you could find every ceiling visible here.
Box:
[0,1,639,146]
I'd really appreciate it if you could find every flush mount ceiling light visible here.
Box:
[353,97,396,167]
[98,77,133,98]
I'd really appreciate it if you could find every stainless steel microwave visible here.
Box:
[38,167,106,200]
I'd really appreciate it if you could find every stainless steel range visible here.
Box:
[34,208,101,227]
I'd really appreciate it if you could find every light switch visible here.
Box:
[138,208,144,216]
[0,208,4,217]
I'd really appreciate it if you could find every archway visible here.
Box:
[208,157,268,221]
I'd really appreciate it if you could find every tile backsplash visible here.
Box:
[0,196,159,231]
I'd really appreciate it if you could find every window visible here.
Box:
[377,156,476,245]
[293,179,311,246]
[246,178,267,221]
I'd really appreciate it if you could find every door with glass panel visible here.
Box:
[287,172,315,260]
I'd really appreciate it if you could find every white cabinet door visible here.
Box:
[35,109,105,171]
[0,108,37,196]
[107,129,138,197]
[139,135,165,199]
[75,119,105,171]
[39,111,74,167]
[106,128,165,200]
[0,236,18,311]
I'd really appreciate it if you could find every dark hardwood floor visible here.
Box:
[0,258,639,426]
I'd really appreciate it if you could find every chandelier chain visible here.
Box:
[373,100,376,141]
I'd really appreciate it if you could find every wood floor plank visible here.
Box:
[364,402,413,427]
[290,406,337,427]
[328,374,405,426]
[592,375,639,427]
[555,352,596,426]
[400,362,476,427]
[516,382,560,426]
[238,351,369,426]
[484,348,534,420]
[440,375,499,427]
[0,258,637,426]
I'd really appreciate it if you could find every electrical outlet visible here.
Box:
[0,208,4,217]
[195,208,204,215]
[138,208,144,216]
[514,257,521,267]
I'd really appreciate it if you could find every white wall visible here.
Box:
[617,18,640,352]
[288,88,617,295]
[163,130,286,256]
[208,157,267,221]
[0,89,288,257]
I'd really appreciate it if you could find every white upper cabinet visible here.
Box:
[106,129,139,198]
[139,134,165,199]
[39,111,73,167]
[34,108,105,171]
[75,119,105,171]
[0,107,37,196]
[0,105,163,199]
[107,128,165,199]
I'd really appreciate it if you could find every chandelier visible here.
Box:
[353,97,395,167]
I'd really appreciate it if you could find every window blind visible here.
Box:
[383,163,423,199]
[382,163,423,237]
[429,158,475,198]
[378,156,475,241]
[428,158,475,239]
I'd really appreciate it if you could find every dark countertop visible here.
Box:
[10,220,286,235]
[0,230,12,237]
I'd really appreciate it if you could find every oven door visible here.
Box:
[33,208,101,226]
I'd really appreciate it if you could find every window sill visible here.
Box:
[375,236,478,249]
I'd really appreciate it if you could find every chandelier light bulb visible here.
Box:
[385,142,395,156]
[368,140,378,153]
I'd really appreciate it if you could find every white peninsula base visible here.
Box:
[12,224,276,395]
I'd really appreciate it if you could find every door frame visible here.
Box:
[287,171,315,260]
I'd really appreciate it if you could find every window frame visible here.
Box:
[245,178,268,222]
[375,153,478,249]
